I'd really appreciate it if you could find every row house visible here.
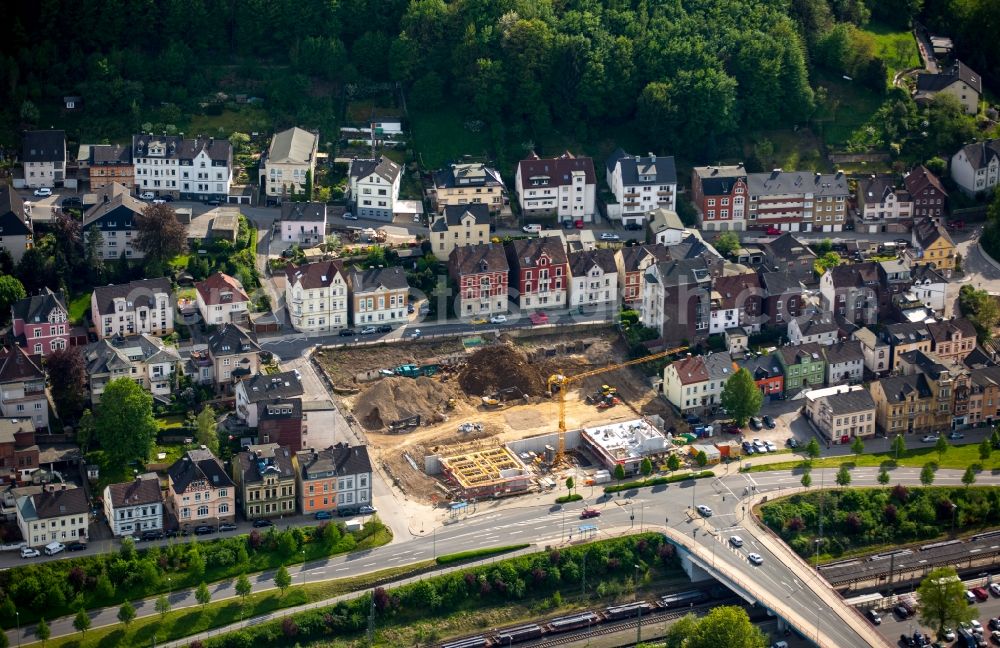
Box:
[882,321,933,370]
[257,399,306,452]
[132,133,233,201]
[787,318,840,346]
[348,266,409,327]
[103,473,163,537]
[348,156,402,221]
[11,288,72,357]
[260,127,319,204]
[710,273,763,335]
[926,318,977,365]
[92,278,174,339]
[233,444,297,520]
[950,139,1000,197]
[432,162,505,213]
[642,258,712,347]
[740,353,784,400]
[759,234,817,286]
[746,170,850,233]
[196,272,250,326]
[759,272,804,328]
[819,262,881,327]
[295,444,373,515]
[614,244,668,307]
[0,347,48,431]
[0,418,39,485]
[22,130,66,189]
[279,201,327,244]
[17,484,88,546]
[235,371,304,428]
[505,237,569,311]
[431,203,490,259]
[605,149,677,226]
[804,385,877,444]
[284,261,348,333]
[777,343,826,393]
[691,164,748,232]
[0,187,32,264]
[855,175,913,234]
[82,334,181,405]
[894,349,955,430]
[907,218,956,277]
[903,165,948,219]
[189,324,261,392]
[448,243,509,317]
[966,366,1000,426]
[823,339,865,385]
[908,265,949,314]
[167,448,235,533]
[870,373,936,436]
[82,183,146,260]
[878,259,913,309]
[88,144,133,190]
[853,327,891,377]
[515,152,597,223]
[568,249,618,309]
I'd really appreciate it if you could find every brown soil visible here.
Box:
[457,341,547,396]
[352,376,462,430]
[314,339,465,386]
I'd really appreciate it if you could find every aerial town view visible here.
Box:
[2,1,1000,647]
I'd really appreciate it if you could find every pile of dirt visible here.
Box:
[457,342,548,397]
[352,376,457,430]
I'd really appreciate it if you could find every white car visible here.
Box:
[33,187,52,197]
[747,553,763,565]
[360,326,377,335]
[922,434,940,443]
[343,212,358,220]
[729,535,744,547]
[599,232,621,241]
[765,441,778,453]
[990,583,1000,597]
[966,590,977,603]
[971,619,983,632]
[490,314,507,324]
[139,191,155,200]
[20,546,40,558]
[410,329,422,339]
[696,504,712,517]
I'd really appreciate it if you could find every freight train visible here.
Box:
[437,590,712,648]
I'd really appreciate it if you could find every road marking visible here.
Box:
[335,567,349,571]
[362,562,376,567]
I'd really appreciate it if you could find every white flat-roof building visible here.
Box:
[579,419,667,474]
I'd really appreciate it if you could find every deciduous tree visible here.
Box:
[134,203,187,265]
[235,574,253,603]
[73,610,91,638]
[850,436,864,457]
[36,618,49,646]
[155,594,171,620]
[835,465,851,487]
[195,406,219,455]
[45,348,88,422]
[921,462,936,486]
[720,369,763,427]
[274,565,292,596]
[0,276,25,325]
[917,566,973,638]
[95,378,157,468]
[195,582,211,609]
[685,605,767,648]
[117,601,135,628]
[962,466,977,487]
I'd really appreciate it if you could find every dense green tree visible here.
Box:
[664,613,700,648]
[95,378,157,468]
[667,453,681,472]
[686,606,767,648]
[134,204,187,266]
[45,348,87,422]
[981,439,993,462]
[959,284,1000,342]
[195,406,219,456]
[936,435,949,459]
[36,618,50,646]
[195,582,212,609]
[921,462,936,486]
[836,465,852,486]
[801,472,812,488]
[720,369,764,427]
[155,594,171,620]
[917,566,973,637]
[806,438,822,459]
[0,276,25,325]
[963,466,977,487]
[640,457,653,477]
[713,232,741,257]
[565,476,575,495]
[235,574,253,603]
[117,602,135,628]
[72,610,90,638]
[850,436,865,457]
[878,469,891,485]
[892,434,907,459]
[274,565,292,596]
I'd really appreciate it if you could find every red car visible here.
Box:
[721,422,741,435]
[580,508,601,519]
[529,312,549,325]
[574,219,585,229]
[972,586,989,601]
[765,226,782,235]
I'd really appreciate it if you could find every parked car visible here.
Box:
[315,511,333,520]
[947,220,965,230]
[949,431,964,440]
[721,422,741,435]
[252,519,274,528]
[67,541,87,552]
[360,326,377,335]
[749,417,763,431]
[786,438,799,448]
[61,196,82,207]
[140,530,163,541]
[866,609,881,625]
[762,415,776,429]
[33,187,52,197]
[490,314,507,324]
[922,434,940,443]
[529,312,549,325]
[973,587,990,601]
[376,325,393,333]
[407,303,415,314]
[990,583,1000,598]
[753,439,767,453]
[894,238,909,247]
[966,590,978,604]
[747,553,763,565]
[206,199,222,206]
[21,546,40,558]
[359,505,377,515]
[990,618,1000,631]
[219,522,238,532]
[139,191,155,200]
[562,220,574,230]
[599,232,621,241]
[522,224,542,234]
[193,526,216,535]
[624,222,643,231]
[941,627,956,641]
[894,604,911,619]
[765,226,782,235]
[765,440,778,453]
[729,535,744,547]
[742,441,755,455]
[339,329,356,337]
[580,508,601,519]
[574,219,585,229]
[44,541,66,555]
[696,504,713,517]
[343,211,357,220]
[164,529,179,538]
[410,329,422,339]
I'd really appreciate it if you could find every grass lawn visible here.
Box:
[68,292,92,326]
[156,414,186,431]
[34,559,436,648]
[186,107,271,139]
[169,254,190,271]
[861,21,920,81]
[813,70,887,148]
[409,107,491,170]
[742,440,994,473]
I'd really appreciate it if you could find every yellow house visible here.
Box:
[869,374,938,436]
[432,163,505,213]
[430,204,491,259]
[908,218,955,277]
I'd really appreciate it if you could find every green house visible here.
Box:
[777,342,826,393]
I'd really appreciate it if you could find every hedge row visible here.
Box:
[435,544,531,565]
[604,470,715,493]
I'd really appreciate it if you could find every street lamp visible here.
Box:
[301,549,307,587]
[951,503,958,536]
[634,564,642,644]
[15,610,20,648]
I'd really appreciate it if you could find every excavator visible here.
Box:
[547,345,689,465]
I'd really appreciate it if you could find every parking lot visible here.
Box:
[876,575,1000,646]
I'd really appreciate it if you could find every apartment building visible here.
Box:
[803,385,876,443]
[295,444,373,515]
[17,485,88,545]
[166,448,235,532]
[515,152,596,222]
[568,248,618,309]
[195,272,250,326]
[605,149,677,226]
[82,334,181,404]
[0,347,48,431]
[950,139,1000,197]
[260,127,319,203]
[132,133,233,201]
[22,130,66,189]
[234,371,304,428]
[348,266,409,328]
[284,261,348,333]
[0,187,32,263]
[903,165,948,219]
[10,288,71,357]
[746,170,849,232]
[855,175,913,233]
[103,473,163,537]
[448,243,510,317]
[691,164,748,232]
[91,278,173,339]
[279,201,327,244]
[82,182,147,260]
[348,156,402,221]
[0,417,39,485]
[432,162,504,213]
[88,144,133,190]
[431,203,491,259]
[504,237,569,311]
[233,444,297,520]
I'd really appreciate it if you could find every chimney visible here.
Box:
[649,152,656,162]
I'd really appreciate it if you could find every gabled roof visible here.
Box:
[505,237,569,270]
[884,321,933,344]
[712,273,762,309]
[83,182,146,228]
[258,397,302,420]
[207,324,260,357]
[759,271,803,296]
[913,218,953,250]
[820,388,876,414]
[266,127,318,165]
[668,355,709,385]
[285,260,344,290]
[22,130,66,163]
[955,139,1000,171]
[876,373,934,403]
[90,144,132,166]
[647,208,684,235]
[857,175,910,205]
[826,262,880,289]
[235,443,295,484]
[517,151,596,188]
[0,187,30,237]
[449,243,509,277]
[568,248,616,277]
[92,278,171,315]
[779,342,825,366]
[11,288,67,324]
[927,318,977,344]
[903,165,947,197]
[668,232,722,262]
[349,156,402,183]
[823,339,864,365]
[606,149,677,186]
[916,60,982,95]
[762,233,817,262]
[168,448,233,494]
[618,244,669,272]
[703,352,735,381]
[433,163,503,190]
[348,266,409,293]
[20,486,87,520]
[693,165,747,196]
[964,346,996,370]
[83,334,180,376]
[795,318,840,338]
[132,134,232,163]
[107,474,162,508]
[297,443,372,480]
[741,353,784,380]
[280,201,326,222]
[431,203,490,232]
[0,345,45,384]
[196,272,249,305]
[239,371,304,404]
[747,170,849,197]
[650,258,712,287]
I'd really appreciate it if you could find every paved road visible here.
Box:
[12,466,995,647]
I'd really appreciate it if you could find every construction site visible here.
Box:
[314,330,688,505]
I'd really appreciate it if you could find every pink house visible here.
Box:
[11,288,72,357]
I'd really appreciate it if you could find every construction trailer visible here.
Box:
[439,446,531,499]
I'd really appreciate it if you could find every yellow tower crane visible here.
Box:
[546,345,689,464]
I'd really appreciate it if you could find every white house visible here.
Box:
[647,208,685,246]
[348,157,402,221]
[908,265,949,314]
[22,130,66,189]
[260,127,319,204]
[91,278,174,340]
[950,139,1000,197]
[709,289,739,335]
[17,485,88,546]
[82,334,181,405]
[195,272,250,326]
[132,134,233,201]
[853,327,890,376]
[279,201,327,244]
[664,353,735,416]
[235,371,304,427]
[605,149,677,227]
[283,260,348,333]
[82,183,147,261]
[787,318,840,346]
[515,152,596,223]
[103,474,163,537]
[823,339,864,385]
[568,249,618,309]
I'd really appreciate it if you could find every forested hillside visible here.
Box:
[0,0,996,160]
